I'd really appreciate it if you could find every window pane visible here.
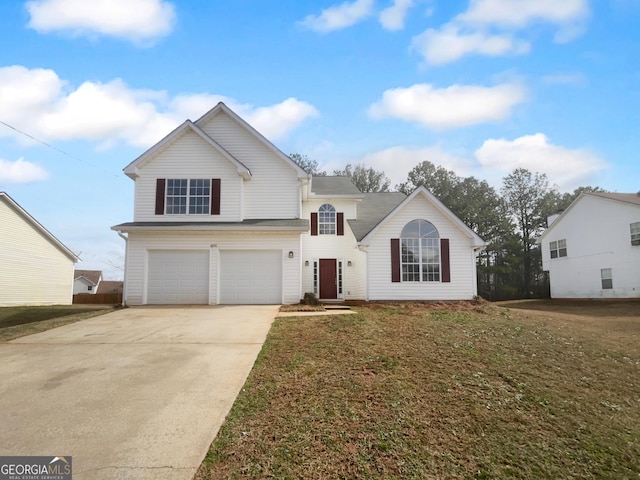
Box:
[318,204,336,235]
[631,222,640,245]
[401,220,440,283]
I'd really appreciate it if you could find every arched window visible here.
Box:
[318,204,336,235]
[401,219,440,282]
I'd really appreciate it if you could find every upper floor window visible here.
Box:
[318,204,336,235]
[166,179,210,215]
[631,222,640,246]
[401,219,440,282]
[550,239,567,258]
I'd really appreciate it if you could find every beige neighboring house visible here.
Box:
[0,192,79,306]
[73,269,103,294]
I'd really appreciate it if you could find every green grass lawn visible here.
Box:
[0,305,116,341]
[197,301,640,479]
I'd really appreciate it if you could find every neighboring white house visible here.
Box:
[112,102,485,305]
[540,192,640,298]
[0,192,79,306]
[73,269,103,294]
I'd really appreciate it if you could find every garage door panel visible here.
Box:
[147,250,209,304]
[220,250,282,304]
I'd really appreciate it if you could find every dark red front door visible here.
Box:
[319,259,337,299]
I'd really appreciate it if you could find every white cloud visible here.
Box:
[458,0,589,29]
[0,65,318,148]
[412,24,529,65]
[299,0,374,33]
[26,0,176,43]
[0,157,49,183]
[358,145,473,186]
[413,0,589,65]
[379,0,414,31]
[475,133,607,189]
[369,82,527,129]
[242,98,319,141]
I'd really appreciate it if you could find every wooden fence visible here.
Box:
[73,293,123,305]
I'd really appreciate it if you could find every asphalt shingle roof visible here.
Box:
[311,176,363,196]
[590,192,640,206]
[348,192,407,241]
[74,269,102,285]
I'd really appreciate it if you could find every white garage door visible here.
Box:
[219,250,282,304]
[147,250,210,304]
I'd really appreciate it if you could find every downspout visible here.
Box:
[116,230,128,307]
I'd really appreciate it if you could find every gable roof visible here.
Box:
[195,102,309,180]
[0,192,79,262]
[358,186,486,248]
[310,176,363,197]
[348,192,407,241]
[123,119,252,180]
[96,280,123,294]
[539,191,640,243]
[590,192,640,206]
[74,269,102,285]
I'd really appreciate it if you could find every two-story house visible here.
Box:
[540,192,640,298]
[112,103,485,305]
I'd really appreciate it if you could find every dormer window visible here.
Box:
[318,204,336,235]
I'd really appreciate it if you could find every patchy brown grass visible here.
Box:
[0,305,116,342]
[197,300,640,479]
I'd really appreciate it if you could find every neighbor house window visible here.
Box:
[550,239,567,259]
[631,222,640,246]
[601,268,613,289]
[166,179,210,215]
[87,286,92,291]
[401,219,440,282]
[318,204,336,235]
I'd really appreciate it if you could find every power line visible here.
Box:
[0,119,124,179]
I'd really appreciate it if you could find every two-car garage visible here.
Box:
[146,249,283,305]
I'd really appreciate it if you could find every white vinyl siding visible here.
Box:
[198,112,301,219]
[123,231,301,305]
[0,200,75,306]
[301,199,366,300]
[542,195,640,298]
[133,130,242,222]
[367,195,477,301]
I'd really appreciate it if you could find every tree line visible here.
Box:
[291,153,603,300]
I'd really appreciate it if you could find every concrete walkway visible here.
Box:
[0,305,278,480]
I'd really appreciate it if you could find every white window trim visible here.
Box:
[166,178,211,215]
[630,222,640,246]
[318,204,336,235]
[550,239,567,259]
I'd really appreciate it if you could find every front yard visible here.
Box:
[0,305,115,342]
[197,300,640,479]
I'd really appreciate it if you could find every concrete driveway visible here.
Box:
[0,305,278,480]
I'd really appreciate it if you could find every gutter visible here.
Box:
[115,230,128,307]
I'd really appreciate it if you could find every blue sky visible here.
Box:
[0,0,638,279]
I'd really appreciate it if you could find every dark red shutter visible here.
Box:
[337,212,344,236]
[211,179,221,215]
[391,238,401,283]
[311,212,318,236]
[441,238,451,283]
[155,178,165,215]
